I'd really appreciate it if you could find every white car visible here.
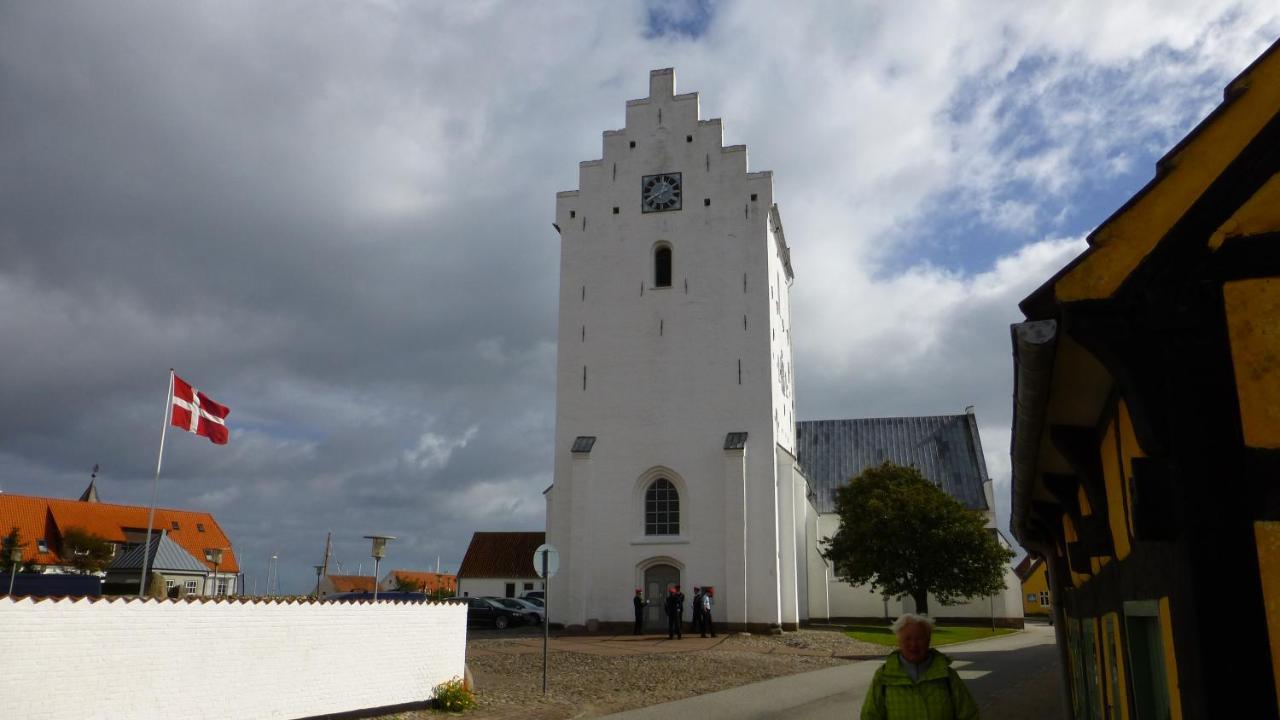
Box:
[488,596,545,624]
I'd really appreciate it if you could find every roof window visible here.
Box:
[36,539,49,553]
[171,521,180,530]
[197,523,206,533]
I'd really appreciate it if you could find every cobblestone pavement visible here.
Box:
[381,628,885,719]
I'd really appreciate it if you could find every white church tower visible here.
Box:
[546,69,808,631]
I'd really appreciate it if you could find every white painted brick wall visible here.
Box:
[0,597,468,720]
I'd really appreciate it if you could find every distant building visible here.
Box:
[0,486,238,595]
[1014,555,1050,618]
[105,530,217,597]
[456,532,545,598]
[1010,38,1280,718]
[379,569,457,595]
[317,574,376,599]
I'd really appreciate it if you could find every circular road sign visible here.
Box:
[533,543,559,578]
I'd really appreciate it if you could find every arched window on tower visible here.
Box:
[654,246,672,288]
[645,478,679,535]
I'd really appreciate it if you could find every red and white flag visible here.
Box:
[171,373,230,445]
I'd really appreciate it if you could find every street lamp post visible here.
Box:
[313,564,324,599]
[209,548,224,597]
[363,535,396,601]
[269,554,278,597]
[7,547,21,596]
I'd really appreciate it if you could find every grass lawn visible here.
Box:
[844,623,1016,647]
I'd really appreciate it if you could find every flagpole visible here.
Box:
[138,369,174,597]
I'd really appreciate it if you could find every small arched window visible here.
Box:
[645,478,679,535]
[655,246,672,288]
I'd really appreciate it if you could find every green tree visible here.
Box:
[393,574,425,592]
[60,527,115,574]
[2,527,37,573]
[821,461,1014,616]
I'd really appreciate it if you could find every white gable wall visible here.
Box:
[548,70,795,630]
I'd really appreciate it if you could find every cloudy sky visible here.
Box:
[2,1,1277,594]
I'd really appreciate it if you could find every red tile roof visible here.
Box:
[387,570,457,593]
[327,575,376,592]
[1014,554,1043,581]
[0,493,239,573]
[457,531,544,579]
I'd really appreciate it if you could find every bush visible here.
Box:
[432,677,475,713]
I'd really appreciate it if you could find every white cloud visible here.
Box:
[403,425,479,472]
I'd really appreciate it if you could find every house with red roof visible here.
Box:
[317,574,377,599]
[0,484,239,595]
[456,531,545,598]
[378,569,457,595]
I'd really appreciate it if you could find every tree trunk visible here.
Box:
[912,589,929,616]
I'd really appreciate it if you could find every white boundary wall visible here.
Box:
[0,597,467,720]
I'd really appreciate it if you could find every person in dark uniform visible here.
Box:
[633,588,646,635]
[674,585,686,637]
[691,587,705,636]
[701,588,715,637]
[664,586,681,639]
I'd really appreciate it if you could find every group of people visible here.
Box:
[631,585,716,638]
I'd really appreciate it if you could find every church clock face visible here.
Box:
[641,172,682,213]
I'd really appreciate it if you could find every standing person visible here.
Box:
[632,588,646,635]
[690,587,705,636]
[664,586,682,639]
[700,588,715,637]
[674,585,686,637]
[860,613,979,720]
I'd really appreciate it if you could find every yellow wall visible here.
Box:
[1062,513,1090,587]
[1158,596,1184,720]
[1116,400,1143,539]
[1224,278,1280,448]
[1102,612,1130,720]
[1209,172,1280,249]
[1255,521,1280,712]
[1021,559,1051,616]
[1100,417,1131,561]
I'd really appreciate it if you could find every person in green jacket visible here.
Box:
[860,613,979,720]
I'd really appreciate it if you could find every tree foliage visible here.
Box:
[393,574,425,592]
[2,526,38,573]
[60,527,115,574]
[820,462,1014,615]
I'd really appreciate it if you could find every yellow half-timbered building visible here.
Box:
[1011,37,1280,719]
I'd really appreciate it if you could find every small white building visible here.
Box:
[544,69,1021,632]
[456,532,546,599]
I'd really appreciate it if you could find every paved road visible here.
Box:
[601,623,1064,719]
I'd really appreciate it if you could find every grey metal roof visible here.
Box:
[724,432,748,450]
[795,414,990,514]
[108,530,207,573]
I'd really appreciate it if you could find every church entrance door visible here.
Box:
[643,564,679,631]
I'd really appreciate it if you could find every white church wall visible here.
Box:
[548,69,794,630]
[776,448,799,628]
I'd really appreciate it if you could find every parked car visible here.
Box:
[520,590,544,601]
[448,596,528,629]
[522,596,544,608]
[486,596,544,624]
[325,591,428,602]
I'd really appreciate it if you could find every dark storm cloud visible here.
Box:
[0,1,595,589]
[3,1,1276,592]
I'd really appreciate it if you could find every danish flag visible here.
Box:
[171,373,230,445]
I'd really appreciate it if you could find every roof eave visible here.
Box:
[1009,319,1059,550]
